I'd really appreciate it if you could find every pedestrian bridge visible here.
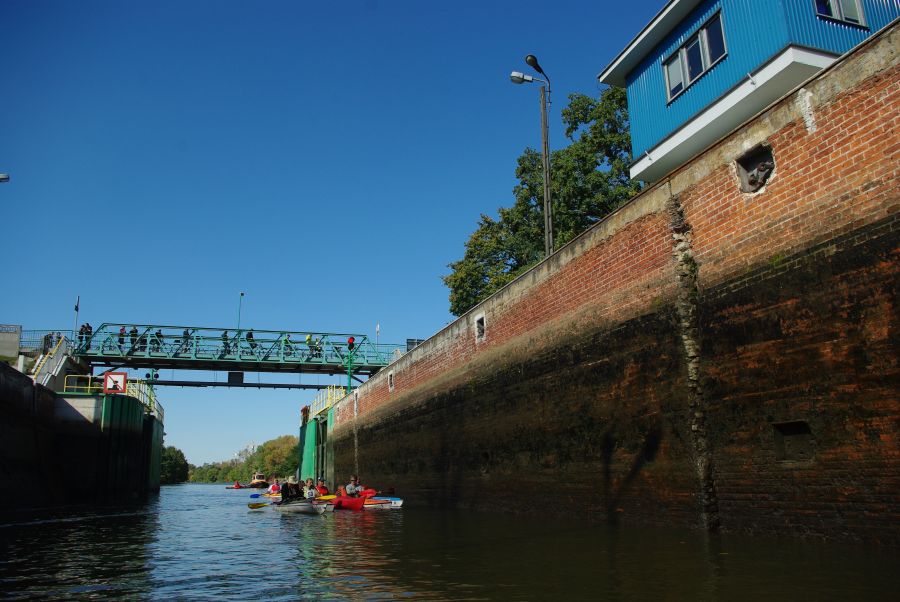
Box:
[74,323,401,378]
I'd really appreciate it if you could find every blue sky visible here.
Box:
[1,0,662,465]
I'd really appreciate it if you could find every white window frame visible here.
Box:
[813,0,866,26]
[664,11,728,102]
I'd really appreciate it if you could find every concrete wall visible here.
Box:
[331,23,900,543]
[0,363,61,511]
[0,363,163,516]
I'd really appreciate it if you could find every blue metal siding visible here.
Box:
[784,0,900,53]
[624,0,899,158]
[627,0,789,158]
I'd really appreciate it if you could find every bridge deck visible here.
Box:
[75,324,400,376]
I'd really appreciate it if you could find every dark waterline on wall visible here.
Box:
[0,484,897,600]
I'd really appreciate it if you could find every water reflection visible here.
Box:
[1,484,898,601]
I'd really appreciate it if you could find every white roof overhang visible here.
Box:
[598,0,704,87]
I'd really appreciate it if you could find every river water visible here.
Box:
[0,483,897,600]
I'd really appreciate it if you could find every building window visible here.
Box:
[814,0,865,25]
[664,12,727,101]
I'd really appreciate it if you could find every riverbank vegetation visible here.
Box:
[188,434,299,483]
[160,446,190,484]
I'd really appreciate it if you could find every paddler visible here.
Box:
[303,478,317,501]
[345,475,362,497]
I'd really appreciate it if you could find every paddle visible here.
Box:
[248,502,269,509]
[249,493,261,498]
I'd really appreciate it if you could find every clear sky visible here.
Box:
[1,0,662,465]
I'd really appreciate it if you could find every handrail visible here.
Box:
[72,323,404,370]
[62,374,165,423]
[38,337,73,386]
[309,385,346,418]
[31,336,65,381]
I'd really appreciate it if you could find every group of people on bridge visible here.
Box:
[76,326,330,361]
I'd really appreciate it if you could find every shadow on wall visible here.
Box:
[600,422,663,522]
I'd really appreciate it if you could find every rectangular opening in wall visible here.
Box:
[474,313,486,343]
[388,371,394,392]
[773,421,814,463]
[736,144,775,193]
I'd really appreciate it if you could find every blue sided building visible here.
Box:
[598,0,900,183]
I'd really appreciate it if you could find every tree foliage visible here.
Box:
[188,435,299,484]
[160,446,189,484]
[443,87,642,316]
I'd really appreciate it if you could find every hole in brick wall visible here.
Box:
[773,421,814,463]
[736,144,775,193]
[474,313,486,343]
[388,371,394,392]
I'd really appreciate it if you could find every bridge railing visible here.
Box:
[20,330,73,355]
[309,385,346,418]
[74,324,403,368]
[63,374,165,423]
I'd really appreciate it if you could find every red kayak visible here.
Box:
[331,496,366,511]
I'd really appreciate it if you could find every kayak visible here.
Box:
[363,499,392,510]
[226,485,247,489]
[274,499,327,515]
[313,501,335,513]
[372,496,404,509]
[331,496,366,511]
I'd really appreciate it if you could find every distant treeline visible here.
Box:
[188,435,299,483]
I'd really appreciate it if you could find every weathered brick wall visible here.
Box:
[332,23,899,542]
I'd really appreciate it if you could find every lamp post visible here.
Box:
[510,54,553,258]
[237,292,245,331]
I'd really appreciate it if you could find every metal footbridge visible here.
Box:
[71,324,402,389]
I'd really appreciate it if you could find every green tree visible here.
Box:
[444,87,641,316]
[160,446,189,484]
[187,435,300,483]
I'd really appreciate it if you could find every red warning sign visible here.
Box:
[103,372,127,394]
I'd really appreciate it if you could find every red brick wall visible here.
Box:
[332,24,900,542]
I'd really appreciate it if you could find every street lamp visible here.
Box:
[510,54,553,258]
[237,292,245,331]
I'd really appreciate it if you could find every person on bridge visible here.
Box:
[84,323,92,350]
[283,334,293,357]
[221,331,230,356]
[246,329,257,354]
[118,327,126,352]
[150,329,162,352]
[180,328,191,354]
